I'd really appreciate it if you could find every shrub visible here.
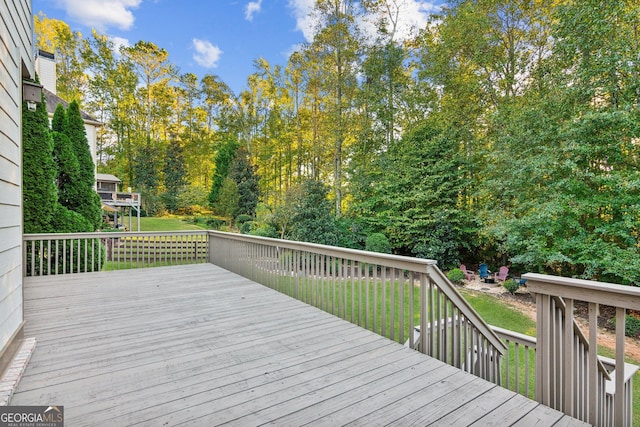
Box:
[625,315,640,337]
[205,217,225,229]
[235,214,253,228]
[503,279,519,294]
[447,268,466,284]
[240,221,256,234]
[365,233,391,254]
[251,223,279,238]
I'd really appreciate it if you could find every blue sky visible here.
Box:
[32,0,442,95]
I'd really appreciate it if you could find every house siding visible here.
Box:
[0,0,33,371]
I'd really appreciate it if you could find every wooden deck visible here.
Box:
[12,264,587,426]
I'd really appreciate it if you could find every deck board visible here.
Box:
[11,264,588,426]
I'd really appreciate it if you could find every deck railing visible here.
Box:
[208,230,506,384]
[523,273,640,427]
[23,231,208,276]
[21,231,638,424]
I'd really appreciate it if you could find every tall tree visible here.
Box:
[51,104,80,209]
[311,0,361,216]
[23,84,57,233]
[162,139,187,213]
[208,137,240,207]
[286,179,340,246]
[64,101,102,229]
[122,41,177,145]
[229,147,260,217]
[34,13,87,102]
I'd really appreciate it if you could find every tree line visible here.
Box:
[34,0,640,285]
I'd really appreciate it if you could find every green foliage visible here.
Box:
[239,221,256,234]
[134,144,163,215]
[208,137,239,207]
[447,268,466,285]
[52,131,80,210]
[22,87,57,233]
[365,233,391,254]
[214,178,240,221]
[205,217,225,229]
[355,121,474,269]
[251,223,279,238]
[51,103,66,132]
[287,180,341,246]
[51,203,92,232]
[235,214,253,228]
[61,101,102,230]
[162,139,187,213]
[229,147,259,217]
[502,279,520,295]
[625,315,640,338]
[611,314,640,338]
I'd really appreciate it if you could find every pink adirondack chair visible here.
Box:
[460,264,475,281]
[495,266,509,282]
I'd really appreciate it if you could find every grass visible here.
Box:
[138,216,205,232]
[459,289,536,335]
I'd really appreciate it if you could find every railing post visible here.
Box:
[616,307,626,427]
[563,298,575,417]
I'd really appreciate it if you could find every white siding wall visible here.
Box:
[0,0,33,357]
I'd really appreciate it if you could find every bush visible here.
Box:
[625,315,640,337]
[447,268,466,284]
[240,221,256,234]
[503,279,519,294]
[235,214,253,228]
[251,223,279,238]
[205,217,225,229]
[365,233,391,254]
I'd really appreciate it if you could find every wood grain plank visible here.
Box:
[12,263,588,426]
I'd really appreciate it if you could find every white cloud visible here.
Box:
[287,0,317,42]
[287,0,440,44]
[109,36,130,54]
[57,0,142,31]
[245,0,263,21]
[192,38,223,68]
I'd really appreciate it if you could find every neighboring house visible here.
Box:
[96,173,141,231]
[35,49,102,178]
[0,0,35,376]
[96,173,121,194]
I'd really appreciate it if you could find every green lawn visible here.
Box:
[138,216,205,231]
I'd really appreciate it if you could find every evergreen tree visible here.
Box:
[162,139,187,213]
[133,144,163,214]
[214,178,240,222]
[208,137,240,207]
[63,101,102,229]
[51,105,80,208]
[52,131,80,208]
[229,147,259,217]
[287,179,340,246]
[23,85,57,233]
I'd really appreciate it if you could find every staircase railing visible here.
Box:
[523,273,640,426]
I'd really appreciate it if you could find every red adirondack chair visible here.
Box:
[460,264,475,281]
[495,266,509,282]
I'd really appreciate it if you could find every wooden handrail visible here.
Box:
[524,272,639,426]
[208,230,507,384]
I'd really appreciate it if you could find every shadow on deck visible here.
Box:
[12,264,586,426]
